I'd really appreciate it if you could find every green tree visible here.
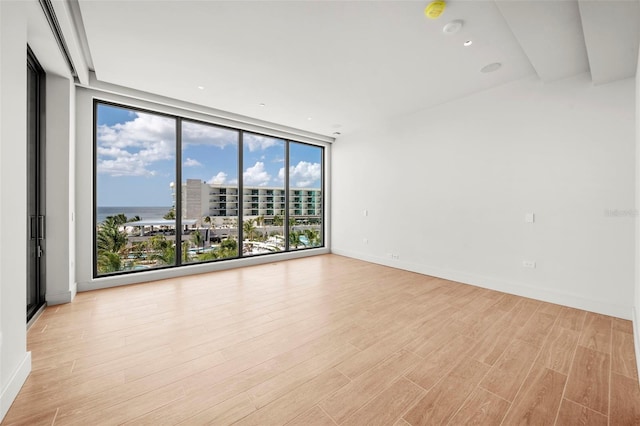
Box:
[197,238,237,261]
[218,238,238,258]
[97,251,122,273]
[191,230,204,253]
[272,214,283,227]
[303,228,321,247]
[289,225,301,249]
[150,237,189,265]
[163,208,176,220]
[96,216,129,273]
[97,217,127,253]
[149,235,171,251]
[196,251,218,262]
[129,241,148,260]
[243,219,257,241]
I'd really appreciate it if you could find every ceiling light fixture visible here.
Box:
[259,103,266,107]
[442,19,463,35]
[197,86,205,90]
[481,62,502,73]
[333,132,341,136]
[463,40,473,47]
[307,117,312,120]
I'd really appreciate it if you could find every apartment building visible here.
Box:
[182,179,322,225]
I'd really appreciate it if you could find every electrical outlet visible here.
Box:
[522,260,536,268]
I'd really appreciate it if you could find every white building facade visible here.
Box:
[182,179,322,225]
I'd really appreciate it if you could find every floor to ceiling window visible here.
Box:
[95,102,177,275]
[94,100,325,277]
[242,133,285,257]
[181,120,240,263]
[288,141,323,250]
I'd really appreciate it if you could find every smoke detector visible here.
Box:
[442,20,464,35]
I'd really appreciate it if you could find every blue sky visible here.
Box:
[96,103,322,206]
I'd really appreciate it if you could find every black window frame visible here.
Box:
[93,99,325,278]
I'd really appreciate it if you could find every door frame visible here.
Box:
[27,46,46,323]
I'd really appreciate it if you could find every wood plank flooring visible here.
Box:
[4,254,640,425]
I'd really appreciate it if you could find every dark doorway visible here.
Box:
[27,47,46,322]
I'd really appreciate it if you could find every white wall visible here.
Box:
[0,1,31,420]
[0,1,77,419]
[46,74,76,305]
[332,73,635,319]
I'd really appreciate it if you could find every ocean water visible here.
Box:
[97,206,172,223]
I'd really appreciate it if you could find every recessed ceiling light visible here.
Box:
[481,62,502,73]
[442,20,463,35]
[463,40,473,47]
[307,117,312,120]
[333,132,341,136]
[259,103,266,107]
[197,86,205,90]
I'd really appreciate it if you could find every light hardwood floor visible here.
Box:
[4,254,640,425]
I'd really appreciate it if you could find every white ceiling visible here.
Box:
[73,0,640,137]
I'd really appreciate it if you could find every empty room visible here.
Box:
[1,0,640,424]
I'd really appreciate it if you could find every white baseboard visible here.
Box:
[331,249,631,319]
[0,351,31,422]
[46,288,74,305]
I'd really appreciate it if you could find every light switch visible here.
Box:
[525,213,535,223]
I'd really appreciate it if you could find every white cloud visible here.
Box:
[184,157,203,167]
[244,134,281,152]
[243,162,271,186]
[208,171,228,184]
[289,161,321,187]
[182,121,237,148]
[97,112,175,177]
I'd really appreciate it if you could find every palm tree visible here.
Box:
[191,230,203,253]
[272,215,283,227]
[97,218,127,253]
[96,216,129,273]
[219,238,238,258]
[151,245,175,266]
[97,250,121,273]
[197,238,238,261]
[243,219,257,241]
[303,228,321,247]
[256,215,265,227]
[203,216,211,228]
[289,222,301,249]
